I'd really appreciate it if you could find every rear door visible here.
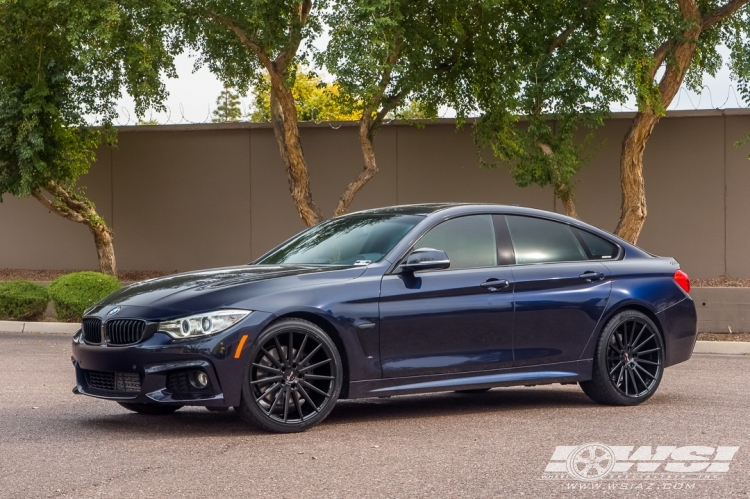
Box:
[379,214,515,378]
[503,215,614,366]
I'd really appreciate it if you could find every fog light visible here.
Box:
[189,371,209,389]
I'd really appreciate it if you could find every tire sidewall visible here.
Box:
[595,310,665,406]
[240,318,343,432]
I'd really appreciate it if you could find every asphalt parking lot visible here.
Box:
[0,333,748,499]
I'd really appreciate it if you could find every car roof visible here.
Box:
[350,203,469,216]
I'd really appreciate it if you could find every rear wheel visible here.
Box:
[238,318,343,433]
[580,310,664,406]
[117,402,182,415]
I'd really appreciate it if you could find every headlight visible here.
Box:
[159,309,251,339]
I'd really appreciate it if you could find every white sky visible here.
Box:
[114,48,746,125]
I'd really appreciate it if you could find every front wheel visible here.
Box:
[580,310,664,406]
[238,318,343,433]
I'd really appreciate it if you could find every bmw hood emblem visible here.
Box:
[107,307,121,316]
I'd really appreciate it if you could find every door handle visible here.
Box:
[579,271,605,282]
[480,278,510,291]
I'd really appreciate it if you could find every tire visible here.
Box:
[580,310,665,406]
[238,318,343,433]
[455,388,492,394]
[117,402,182,415]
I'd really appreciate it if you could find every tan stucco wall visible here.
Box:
[1,110,749,278]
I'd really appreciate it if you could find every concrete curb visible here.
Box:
[693,340,750,355]
[0,320,79,335]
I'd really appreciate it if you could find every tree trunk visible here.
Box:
[334,113,380,217]
[555,184,579,219]
[538,142,579,219]
[32,182,117,277]
[614,0,702,243]
[269,73,325,227]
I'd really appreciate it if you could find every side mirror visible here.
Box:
[399,248,450,272]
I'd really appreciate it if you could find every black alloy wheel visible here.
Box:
[238,318,343,433]
[580,310,664,406]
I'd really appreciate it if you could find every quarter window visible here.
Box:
[575,229,620,260]
[506,216,587,264]
[416,215,497,269]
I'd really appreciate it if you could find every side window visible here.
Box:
[506,216,587,264]
[416,215,497,269]
[575,229,620,260]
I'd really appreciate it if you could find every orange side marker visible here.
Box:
[235,334,249,359]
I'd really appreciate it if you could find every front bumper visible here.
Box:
[71,311,273,407]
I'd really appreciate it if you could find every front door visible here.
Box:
[379,214,515,378]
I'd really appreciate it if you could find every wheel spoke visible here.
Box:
[609,360,623,376]
[627,368,639,395]
[252,363,282,375]
[292,388,304,421]
[304,374,334,380]
[297,383,318,411]
[299,343,323,367]
[631,324,647,350]
[300,379,330,398]
[260,348,283,370]
[273,336,287,368]
[631,365,650,392]
[293,334,309,365]
[616,365,625,388]
[636,347,660,355]
[288,331,294,365]
[283,387,290,422]
[299,358,331,373]
[624,366,629,394]
[266,385,284,414]
[633,362,657,379]
[635,358,660,366]
[255,381,282,402]
[632,334,655,353]
[251,375,282,385]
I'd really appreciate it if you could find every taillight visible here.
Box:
[674,270,690,294]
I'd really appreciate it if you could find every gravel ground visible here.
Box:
[0,334,748,499]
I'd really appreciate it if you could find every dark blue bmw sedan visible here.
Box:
[72,204,697,432]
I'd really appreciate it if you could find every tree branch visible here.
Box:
[275,0,313,71]
[206,12,274,71]
[702,0,749,30]
[32,188,86,224]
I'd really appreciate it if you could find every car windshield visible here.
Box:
[257,213,424,265]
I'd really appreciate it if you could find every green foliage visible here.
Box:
[0,0,180,200]
[48,272,121,322]
[180,0,326,94]
[322,0,479,132]
[0,281,49,321]
[460,0,630,199]
[248,71,361,122]
[213,87,243,122]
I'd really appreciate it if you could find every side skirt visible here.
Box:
[347,360,592,399]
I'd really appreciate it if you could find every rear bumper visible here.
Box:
[71,311,273,407]
[657,296,698,367]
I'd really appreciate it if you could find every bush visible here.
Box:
[48,271,121,322]
[0,280,50,321]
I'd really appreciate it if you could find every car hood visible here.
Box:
[89,264,367,318]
